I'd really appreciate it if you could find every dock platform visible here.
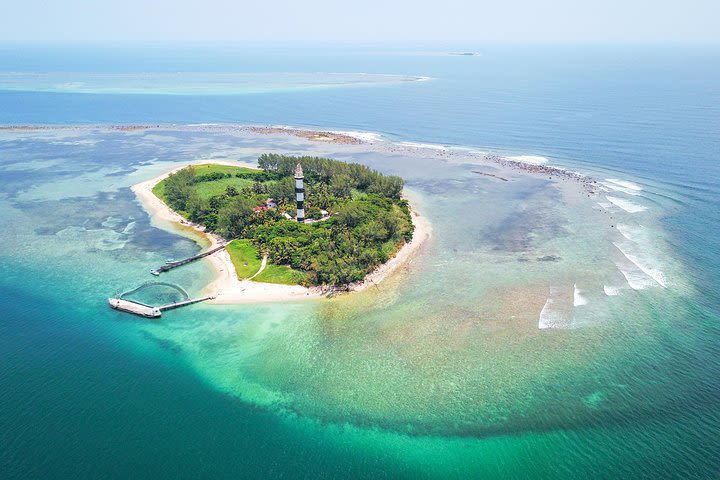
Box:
[108,298,162,318]
[108,295,215,318]
[108,280,216,318]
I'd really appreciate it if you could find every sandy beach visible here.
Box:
[131,159,430,305]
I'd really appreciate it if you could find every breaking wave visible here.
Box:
[603,285,622,296]
[538,286,573,329]
[601,179,642,196]
[507,155,548,165]
[614,241,667,288]
[329,130,385,143]
[606,178,642,192]
[399,141,448,151]
[606,196,648,213]
[573,284,589,306]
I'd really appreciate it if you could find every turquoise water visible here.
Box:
[1,45,719,479]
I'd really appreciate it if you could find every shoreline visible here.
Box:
[0,122,600,193]
[131,161,430,305]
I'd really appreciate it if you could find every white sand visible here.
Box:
[132,161,430,304]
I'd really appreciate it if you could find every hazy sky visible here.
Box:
[2,0,718,43]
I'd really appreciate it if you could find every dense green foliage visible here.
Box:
[155,157,414,286]
[258,154,404,199]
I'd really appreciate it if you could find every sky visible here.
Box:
[1,0,718,43]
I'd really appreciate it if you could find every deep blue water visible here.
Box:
[1,44,719,478]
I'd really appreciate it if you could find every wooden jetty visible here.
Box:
[151,244,227,276]
[108,295,215,318]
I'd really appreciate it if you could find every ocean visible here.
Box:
[0,44,719,479]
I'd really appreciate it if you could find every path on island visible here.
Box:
[247,255,268,281]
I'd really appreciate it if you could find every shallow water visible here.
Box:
[0,72,425,95]
[2,45,719,479]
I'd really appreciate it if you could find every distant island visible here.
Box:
[147,154,423,295]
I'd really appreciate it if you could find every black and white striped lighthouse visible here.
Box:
[294,163,305,222]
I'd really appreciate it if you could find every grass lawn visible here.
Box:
[254,263,308,285]
[226,239,262,280]
[152,181,168,203]
[192,164,258,176]
[193,177,255,199]
[192,164,260,199]
[153,164,261,202]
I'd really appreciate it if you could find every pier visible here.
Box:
[108,281,215,318]
[151,244,227,275]
[108,296,215,318]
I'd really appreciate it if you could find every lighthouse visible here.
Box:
[294,163,305,222]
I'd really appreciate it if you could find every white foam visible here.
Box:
[606,196,648,213]
[616,224,647,244]
[617,224,632,242]
[329,130,384,143]
[573,284,588,306]
[507,155,548,165]
[600,181,641,196]
[603,285,622,296]
[538,290,572,329]
[606,178,642,192]
[448,146,488,156]
[539,298,563,329]
[596,201,612,209]
[613,242,667,288]
[268,123,301,131]
[260,125,384,144]
[399,141,448,151]
[615,263,656,290]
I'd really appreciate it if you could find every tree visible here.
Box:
[335,200,369,228]
[252,182,267,195]
[368,175,404,199]
[217,196,258,239]
[307,182,334,210]
[164,167,195,210]
[186,191,209,223]
[330,174,354,198]
[158,155,414,287]
[306,206,323,220]
[268,177,295,204]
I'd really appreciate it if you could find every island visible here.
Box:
[133,154,430,303]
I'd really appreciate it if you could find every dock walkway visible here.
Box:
[152,244,227,275]
[108,295,215,318]
[108,280,215,318]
